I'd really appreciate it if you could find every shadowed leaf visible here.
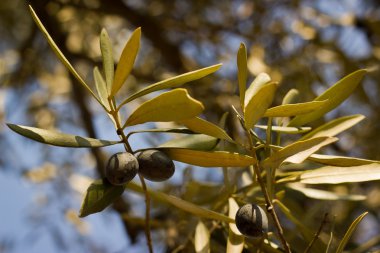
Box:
[195,221,210,253]
[100,28,114,93]
[159,134,218,151]
[255,125,311,134]
[237,43,248,109]
[93,67,110,111]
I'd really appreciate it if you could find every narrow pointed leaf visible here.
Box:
[179,117,234,142]
[160,148,256,167]
[7,123,120,148]
[123,89,204,128]
[29,6,105,109]
[255,125,311,134]
[288,69,367,126]
[118,64,222,108]
[93,67,110,111]
[308,154,379,166]
[261,137,338,169]
[263,101,327,117]
[244,82,278,129]
[79,179,125,217]
[336,212,368,253]
[195,221,210,253]
[282,89,300,105]
[244,73,271,108]
[237,43,247,109]
[111,27,141,96]
[100,28,114,93]
[227,198,244,253]
[126,182,233,223]
[129,128,195,136]
[159,134,218,151]
[300,114,365,140]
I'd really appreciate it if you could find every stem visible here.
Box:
[139,174,153,253]
[304,213,329,253]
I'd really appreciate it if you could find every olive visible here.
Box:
[137,150,175,182]
[235,203,268,237]
[105,152,139,185]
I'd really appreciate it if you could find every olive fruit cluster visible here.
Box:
[235,203,268,237]
[105,150,175,185]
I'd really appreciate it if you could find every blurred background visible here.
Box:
[1,0,380,252]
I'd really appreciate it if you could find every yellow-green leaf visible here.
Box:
[237,43,247,109]
[300,114,365,140]
[244,82,278,129]
[261,137,338,169]
[195,221,210,253]
[255,125,311,134]
[336,212,368,253]
[288,69,367,126]
[123,88,204,128]
[79,179,125,217]
[308,154,379,166]
[263,101,327,117]
[282,89,299,105]
[117,64,222,109]
[111,27,141,96]
[244,73,271,109]
[126,182,233,223]
[93,67,110,111]
[100,28,114,93]
[29,6,105,110]
[7,123,120,148]
[179,117,234,142]
[227,198,244,253]
[159,134,218,151]
[161,148,256,167]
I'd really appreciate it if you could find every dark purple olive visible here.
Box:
[105,152,138,185]
[137,150,175,182]
[235,203,268,237]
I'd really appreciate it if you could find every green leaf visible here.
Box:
[93,67,110,111]
[237,43,248,109]
[28,6,106,110]
[244,82,278,129]
[126,182,233,223]
[227,198,244,253]
[7,123,120,148]
[255,125,311,134]
[288,69,368,126]
[79,179,125,217]
[336,212,368,253]
[160,148,256,167]
[117,64,222,109]
[263,101,327,117]
[159,134,218,151]
[287,184,366,201]
[123,89,204,128]
[300,114,365,140]
[128,128,195,136]
[244,73,271,109]
[296,163,380,184]
[308,154,380,166]
[179,117,234,142]
[195,221,210,253]
[99,28,114,93]
[261,137,338,169]
[282,89,300,105]
[111,27,141,96]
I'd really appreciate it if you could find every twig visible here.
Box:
[304,213,329,253]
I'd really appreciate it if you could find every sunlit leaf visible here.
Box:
[128,128,195,136]
[237,43,247,109]
[263,101,327,117]
[7,123,120,148]
[195,221,210,253]
[261,137,338,169]
[118,64,222,109]
[100,28,114,93]
[282,89,299,105]
[111,27,141,96]
[288,69,367,126]
[93,67,110,111]
[160,148,256,167]
[79,179,125,217]
[287,184,366,201]
[336,212,368,253]
[227,198,244,253]
[300,114,365,140]
[244,73,271,108]
[159,134,218,151]
[29,6,105,109]
[123,89,204,128]
[308,154,379,166]
[255,125,311,134]
[179,117,234,142]
[244,82,278,129]
[126,182,233,223]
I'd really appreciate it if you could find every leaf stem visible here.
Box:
[304,213,329,253]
